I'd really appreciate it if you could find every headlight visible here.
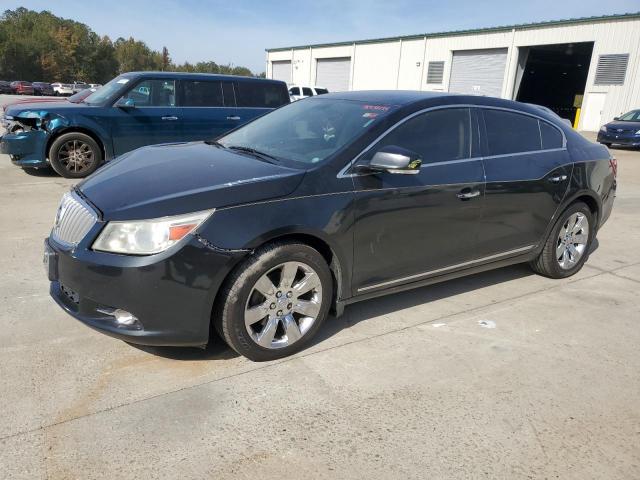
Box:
[600,125,607,132]
[92,209,214,255]
[635,129,640,135]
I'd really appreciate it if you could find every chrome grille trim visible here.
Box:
[51,191,97,247]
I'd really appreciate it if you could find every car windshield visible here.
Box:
[83,76,131,105]
[218,98,396,166]
[618,110,640,122]
[68,88,96,103]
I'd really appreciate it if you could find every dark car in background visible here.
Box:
[0,81,13,94]
[0,72,289,177]
[43,91,616,361]
[598,109,640,147]
[32,82,54,96]
[10,81,34,95]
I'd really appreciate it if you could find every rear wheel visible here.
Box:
[49,132,102,178]
[530,202,593,278]
[214,242,332,361]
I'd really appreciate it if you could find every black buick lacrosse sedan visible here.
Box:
[45,91,616,361]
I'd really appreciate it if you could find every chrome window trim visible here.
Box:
[337,104,568,179]
[357,244,536,293]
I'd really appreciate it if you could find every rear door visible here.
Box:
[476,108,571,257]
[110,78,181,155]
[351,107,485,294]
[176,78,239,142]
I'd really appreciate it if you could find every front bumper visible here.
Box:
[0,130,49,167]
[46,235,248,347]
[597,131,640,146]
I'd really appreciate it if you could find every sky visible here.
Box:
[5,0,640,73]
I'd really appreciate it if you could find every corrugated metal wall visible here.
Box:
[266,17,640,130]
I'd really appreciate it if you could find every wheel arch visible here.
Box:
[46,127,108,163]
[562,191,601,229]
[209,229,347,341]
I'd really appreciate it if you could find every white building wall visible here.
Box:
[267,16,640,130]
[352,41,401,89]
[397,39,426,90]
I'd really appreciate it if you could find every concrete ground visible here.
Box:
[0,113,638,478]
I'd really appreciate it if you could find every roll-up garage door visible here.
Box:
[316,57,351,92]
[449,48,508,97]
[271,61,291,83]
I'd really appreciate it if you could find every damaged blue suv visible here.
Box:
[0,72,289,178]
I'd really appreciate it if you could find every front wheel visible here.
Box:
[530,202,594,278]
[214,242,332,361]
[49,132,103,178]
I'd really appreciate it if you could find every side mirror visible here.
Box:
[115,98,135,109]
[367,145,422,175]
[613,116,620,121]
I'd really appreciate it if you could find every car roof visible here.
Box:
[123,71,284,84]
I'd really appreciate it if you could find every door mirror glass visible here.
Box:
[369,146,422,174]
[115,97,135,109]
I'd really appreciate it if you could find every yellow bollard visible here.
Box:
[573,108,581,129]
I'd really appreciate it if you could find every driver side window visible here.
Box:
[119,79,176,107]
[366,108,472,164]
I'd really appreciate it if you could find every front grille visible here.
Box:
[51,191,97,247]
[608,127,634,134]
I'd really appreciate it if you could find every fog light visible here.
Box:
[114,309,137,326]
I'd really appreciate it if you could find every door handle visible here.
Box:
[226,116,241,121]
[457,189,481,200]
[548,174,568,184]
[161,116,178,121]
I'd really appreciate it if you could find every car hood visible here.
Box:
[5,101,88,116]
[78,142,306,221]
[604,120,640,131]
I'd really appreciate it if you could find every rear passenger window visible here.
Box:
[368,108,471,164]
[539,121,563,149]
[235,82,289,108]
[483,110,541,156]
[302,87,313,96]
[180,80,223,107]
[289,87,300,96]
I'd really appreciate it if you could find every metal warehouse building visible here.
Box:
[266,13,640,131]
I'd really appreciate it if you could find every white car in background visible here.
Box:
[288,85,329,101]
[51,83,74,96]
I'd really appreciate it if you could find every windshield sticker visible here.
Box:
[116,78,130,84]
[362,112,379,118]
[363,104,391,112]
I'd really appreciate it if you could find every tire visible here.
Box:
[214,242,332,361]
[49,132,103,178]
[530,202,594,278]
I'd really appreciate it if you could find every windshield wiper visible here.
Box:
[226,145,279,164]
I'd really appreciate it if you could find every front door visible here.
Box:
[110,78,182,155]
[476,108,572,258]
[350,107,485,294]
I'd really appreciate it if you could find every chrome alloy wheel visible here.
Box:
[245,261,323,349]
[58,140,94,174]
[556,212,589,270]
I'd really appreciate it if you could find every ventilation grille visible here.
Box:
[51,191,97,247]
[426,61,445,84]
[594,54,629,85]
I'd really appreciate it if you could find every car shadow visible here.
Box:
[308,264,535,348]
[130,340,239,361]
[21,166,58,177]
